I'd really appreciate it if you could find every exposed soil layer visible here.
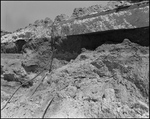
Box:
[1,1,149,118]
[1,39,149,118]
[20,26,149,73]
[1,26,149,54]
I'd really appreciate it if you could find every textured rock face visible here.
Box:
[33,17,53,27]
[1,39,149,118]
[1,54,33,87]
[1,17,53,53]
[1,1,149,43]
[1,30,11,37]
[54,14,69,23]
[55,27,149,55]
[1,17,53,44]
[56,2,149,36]
[1,1,148,72]
[21,37,52,72]
[21,39,69,72]
[1,42,18,53]
[43,40,149,118]
[1,1,149,55]
[71,1,134,18]
[22,26,149,72]
[71,7,88,18]
[1,1,149,118]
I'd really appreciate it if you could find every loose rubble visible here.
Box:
[1,1,149,118]
[1,39,149,118]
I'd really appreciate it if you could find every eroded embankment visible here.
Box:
[56,26,149,54]
[1,39,149,118]
[16,26,148,73]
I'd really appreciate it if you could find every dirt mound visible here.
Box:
[1,54,33,87]
[1,39,149,118]
[21,37,69,73]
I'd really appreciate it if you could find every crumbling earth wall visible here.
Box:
[1,39,149,118]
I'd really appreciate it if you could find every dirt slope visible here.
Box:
[1,39,149,118]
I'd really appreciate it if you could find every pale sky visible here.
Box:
[1,1,108,32]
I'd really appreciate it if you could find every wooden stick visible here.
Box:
[1,22,57,113]
[29,73,48,97]
[1,69,45,110]
[1,38,54,110]
[41,95,55,118]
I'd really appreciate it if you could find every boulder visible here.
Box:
[54,14,69,23]
[71,7,87,18]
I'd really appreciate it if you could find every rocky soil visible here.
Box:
[1,30,11,37]
[1,1,149,54]
[1,39,149,118]
[1,0,149,118]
